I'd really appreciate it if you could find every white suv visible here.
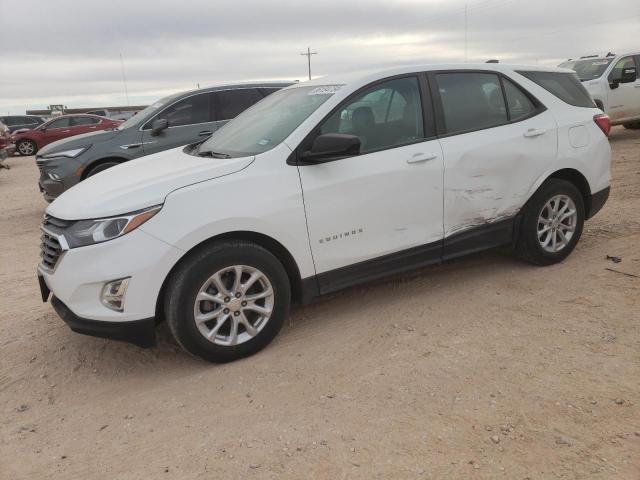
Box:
[38,64,611,362]
[559,53,640,129]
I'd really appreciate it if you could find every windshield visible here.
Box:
[198,85,341,158]
[117,94,176,130]
[559,58,613,81]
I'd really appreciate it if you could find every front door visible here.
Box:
[141,91,219,156]
[607,56,640,123]
[296,75,444,292]
[431,71,558,253]
[41,117,73,146]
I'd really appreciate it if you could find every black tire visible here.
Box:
[85,161,120,178]
[623,122,640,130]
[516,179,585,266]
[164,240,291,363]
[16,139,37,156]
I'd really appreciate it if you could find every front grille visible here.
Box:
[40,231,62,271]
[36,158,45,173]
[40,215,72,271]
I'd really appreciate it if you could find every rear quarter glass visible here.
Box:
[517,71,595,108]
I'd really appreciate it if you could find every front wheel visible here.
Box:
[165,241,291,362]
[85,161,120,178]
[16,139,37,156]
[516,179,585,266]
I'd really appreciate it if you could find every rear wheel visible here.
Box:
[85,161,120,178]
[516,179,584,265]
[165,240,291,363]
[623,122,640,130]
[16,139,37,156]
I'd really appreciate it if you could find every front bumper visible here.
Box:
[36,156,81,200]
[51,296,156,348]
[38,227,183,344]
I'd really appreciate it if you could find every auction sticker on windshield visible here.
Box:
[308,85,343,95]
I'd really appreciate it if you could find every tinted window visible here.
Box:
[213,89,264,121]
[48,118,72,128]
[436,72,507,134]
[26,117,40,124]
[558,58,613,81]
[518,71,595,108]
[608,56,636,82]
[318,76,424,154]
[502,78,537,121]
[72,116,100,126]
[153,93,211,128]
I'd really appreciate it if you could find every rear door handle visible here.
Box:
[406,153,438,164]
[198,130,213,136]
[523,128,546,138]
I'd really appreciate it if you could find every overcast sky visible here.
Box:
[1,0,638,114]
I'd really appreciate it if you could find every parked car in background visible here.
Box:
[35,82,292,201]
[0,115,45,133]
[559,52,640,128]
[0,121,14,169]
[38,64,610,362]
[12,115,122,157]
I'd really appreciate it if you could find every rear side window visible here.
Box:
[436,72,507,134]
[72,117,100,126]
[502,78,537,121]
[517,71,595,108]
[213,89,264,121]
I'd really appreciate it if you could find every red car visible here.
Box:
[12,114,122,156]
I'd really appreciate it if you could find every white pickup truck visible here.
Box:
[560,53,640,129]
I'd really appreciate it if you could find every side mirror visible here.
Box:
[151,118,169,136]
[300,133,361,163]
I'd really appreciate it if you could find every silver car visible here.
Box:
[36,82,292,201]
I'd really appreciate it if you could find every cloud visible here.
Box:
[1,0,638,113]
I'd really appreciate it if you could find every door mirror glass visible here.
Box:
[301,133,361,162]
[151,118,169,136]
[620,66,637,83]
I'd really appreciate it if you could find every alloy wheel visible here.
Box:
[18,141,35,155]
[193,265,274,346]
[537,194,577,253]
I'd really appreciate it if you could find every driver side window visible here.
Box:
[609,56,636,82]
[318,76,425,154]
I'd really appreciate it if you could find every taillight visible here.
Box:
[593,113,611,137]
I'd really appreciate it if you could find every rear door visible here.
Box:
[70,116,101,135]
[141,91,216,155]
[431,71,557,255]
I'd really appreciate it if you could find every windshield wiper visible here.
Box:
[197,150,231,159]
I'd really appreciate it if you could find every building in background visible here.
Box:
[26,104,146,121]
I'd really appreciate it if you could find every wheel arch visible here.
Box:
[81,157,128,180]
[154,230,315,324]
[545,168,592,217]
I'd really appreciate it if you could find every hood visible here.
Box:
[47,146,254,220]
[37,129,121,156]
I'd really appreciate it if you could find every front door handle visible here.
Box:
[523,128,546,138]
[406,153,438,164]
[198,130,213,136]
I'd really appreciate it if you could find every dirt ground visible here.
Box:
[1,127,639,480]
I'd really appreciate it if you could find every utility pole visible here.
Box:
[119,53,130,106]
[300,47,317,80]
[464,4,468,62]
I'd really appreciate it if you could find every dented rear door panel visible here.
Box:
[439,109,558,237]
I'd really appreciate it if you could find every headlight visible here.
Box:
[64,205,162,248]
[41,146,91,159]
